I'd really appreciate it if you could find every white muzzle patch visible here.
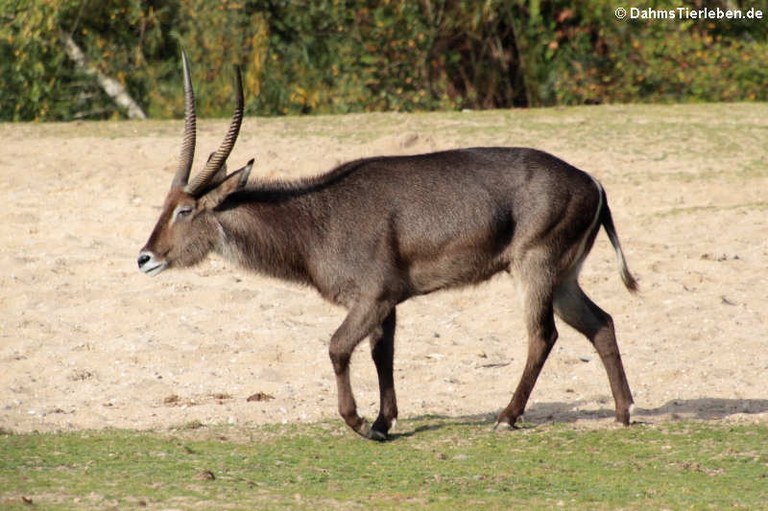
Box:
[138,251,168,277]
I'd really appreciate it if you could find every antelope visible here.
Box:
[138,52,638,440]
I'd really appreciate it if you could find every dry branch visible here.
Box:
[61,34,147,120]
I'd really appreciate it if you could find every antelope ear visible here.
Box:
[200,159,254,207]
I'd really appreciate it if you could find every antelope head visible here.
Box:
[138,50,253,276]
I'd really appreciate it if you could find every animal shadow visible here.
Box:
[389,398,768,439]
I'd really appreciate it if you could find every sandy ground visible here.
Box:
[1,104,766,434]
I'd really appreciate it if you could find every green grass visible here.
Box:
[2,419,766,510]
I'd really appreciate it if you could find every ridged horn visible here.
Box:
[172,48,196,189]
[185,65,244,195]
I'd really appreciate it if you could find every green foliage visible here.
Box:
[0,0,176,120]
[1,420,767,509]
[248,0,369,115]
[552,0,768,104]
[1,0,766,120]
[1,0,71,121]
[173,0,269,117]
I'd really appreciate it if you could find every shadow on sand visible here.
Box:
[526,397,768,423]
[390,398,768,439]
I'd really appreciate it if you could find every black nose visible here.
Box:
[137,254,150,268]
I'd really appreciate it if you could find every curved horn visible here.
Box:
[185,65,244,195]
[172,48,197,189]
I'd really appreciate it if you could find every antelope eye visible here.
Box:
[175,205,193,220]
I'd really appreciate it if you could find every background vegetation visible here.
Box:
[1,0,767,120]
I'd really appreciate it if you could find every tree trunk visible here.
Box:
[61,34,147,120]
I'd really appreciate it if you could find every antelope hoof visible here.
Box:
[616,407,632,426]
[354,419,370,438]
[353,418,389,442]
[370,417,395,441]
[368,428,388,442]
[493,414,520,432]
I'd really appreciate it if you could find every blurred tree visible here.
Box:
[0,0,766,121]
[0,0,179,120]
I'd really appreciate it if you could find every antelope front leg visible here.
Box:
[329,300,394,440]
[497,293,558,429]
[369,309,398,440]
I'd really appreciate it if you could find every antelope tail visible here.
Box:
[598,184,639,293]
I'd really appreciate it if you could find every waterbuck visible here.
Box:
[138,52,638,440]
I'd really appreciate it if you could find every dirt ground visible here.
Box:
[1,103,766,434]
